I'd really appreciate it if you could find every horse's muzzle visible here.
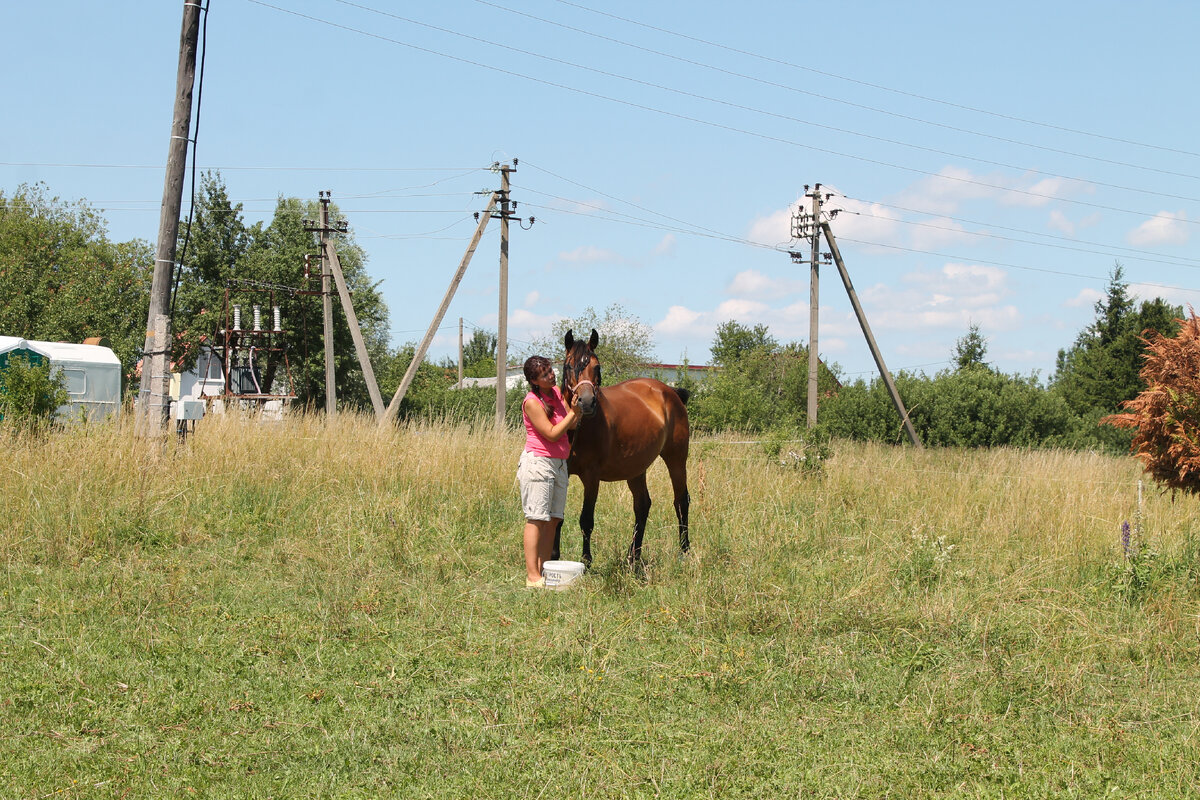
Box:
[573,380,599,417]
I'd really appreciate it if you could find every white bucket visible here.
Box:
[542,560,585,590]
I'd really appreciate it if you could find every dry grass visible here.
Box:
[3,413,1200,797]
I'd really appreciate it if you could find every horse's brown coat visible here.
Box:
[553,329,691,566]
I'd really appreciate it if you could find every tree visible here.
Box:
[169,175,390,409]
[170,171,251,372]
[1054,264,1181,414]
[953,322,990,371]
[1104,310,1200,493]
[709,321,778,368]
[462,328,498,378]
[529,304,655,382]
[0,184,152,383]
[687,322,840,432]
[0,354,69,432]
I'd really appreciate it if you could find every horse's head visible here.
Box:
[563,328,602,417]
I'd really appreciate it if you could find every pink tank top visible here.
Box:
[523,386,570,459]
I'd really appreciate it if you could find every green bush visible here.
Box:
[0,354,69,433]
[823,367,1077,448]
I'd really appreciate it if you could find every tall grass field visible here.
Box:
[3,413,1199,798]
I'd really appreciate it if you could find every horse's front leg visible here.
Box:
[551,518,563,562]
[626,472,652,566]
[579,478,600,568]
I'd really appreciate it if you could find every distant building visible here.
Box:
[0,336,122,421]
[634,363,718,386]
[451,366,527,391]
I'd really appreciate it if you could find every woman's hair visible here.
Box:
[523,355,554,403]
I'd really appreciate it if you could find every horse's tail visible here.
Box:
[673,387,691,405]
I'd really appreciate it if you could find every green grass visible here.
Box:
[3,414,1200,797]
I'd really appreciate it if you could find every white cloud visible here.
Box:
[747,204,798,246]
[655,305,705,336]
[1001,176,1080,208]
[726,269,805,299]
[865,263,1019,331]
[909,216,974,250]
[652,234,677,257]
[1047,210,1075,236]
[893,166,1090,214]
[715,298,770,318]
[524,290,540,308]
[1127,211,1190,246]
[555,245,625,264]
[1129,282,1200,310]
[1064,288,1103,309]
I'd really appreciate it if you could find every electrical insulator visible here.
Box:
[253,305,262,332]
[273,306,282,332]
[233,305,242,331]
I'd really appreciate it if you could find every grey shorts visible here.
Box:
[517,451,569,522]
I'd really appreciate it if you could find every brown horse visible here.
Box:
[551,329,691,566]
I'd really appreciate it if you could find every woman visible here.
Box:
[518,355,579,587]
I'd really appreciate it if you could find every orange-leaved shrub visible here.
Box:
[1104,310,1200,493]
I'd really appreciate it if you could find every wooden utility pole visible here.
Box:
[318,193,336,414]
[139,0,201,432]
[495,164,513,430]
[383,194,498,424]
[821,221,923,448]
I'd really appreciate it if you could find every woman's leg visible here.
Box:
[537,518,561,573]
[524,519,545,583]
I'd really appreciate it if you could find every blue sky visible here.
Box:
[4,1,1199,381]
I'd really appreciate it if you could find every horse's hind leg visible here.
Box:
[626,472,652,565]
[666,455,690,555]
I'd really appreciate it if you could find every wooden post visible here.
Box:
[324,240,384,419]
[821,221,922,448]
[382,194,498,424]
[495,166,512,431]
[139,0,200,432]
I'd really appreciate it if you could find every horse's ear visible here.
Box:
[564,329,575,351]
[588,329,599,351]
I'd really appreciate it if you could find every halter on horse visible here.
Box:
[555,328,691,566]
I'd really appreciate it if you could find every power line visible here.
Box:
[546,0,1200,160]
[835,193,1200,269]
[470,0,1200,184]
[0,161,489,172]
[832,235,1200,296]
[244,0,1200,227]
[330,0,1200,207]
[835,206,1200,271]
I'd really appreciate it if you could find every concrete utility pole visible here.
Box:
[821,221,922,448]
[495,164,512,431]
[303,192,384,418]
[382,193,498,424]
[458,317,464,389]
[805,184,822,428]
[790,184,825,429]
[318,193,337,414]
[489,160,534,430]
[140,0,201,432]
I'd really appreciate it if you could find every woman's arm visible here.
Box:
[524,396,578,442]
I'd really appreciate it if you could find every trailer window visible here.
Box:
[62,368,86,395]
